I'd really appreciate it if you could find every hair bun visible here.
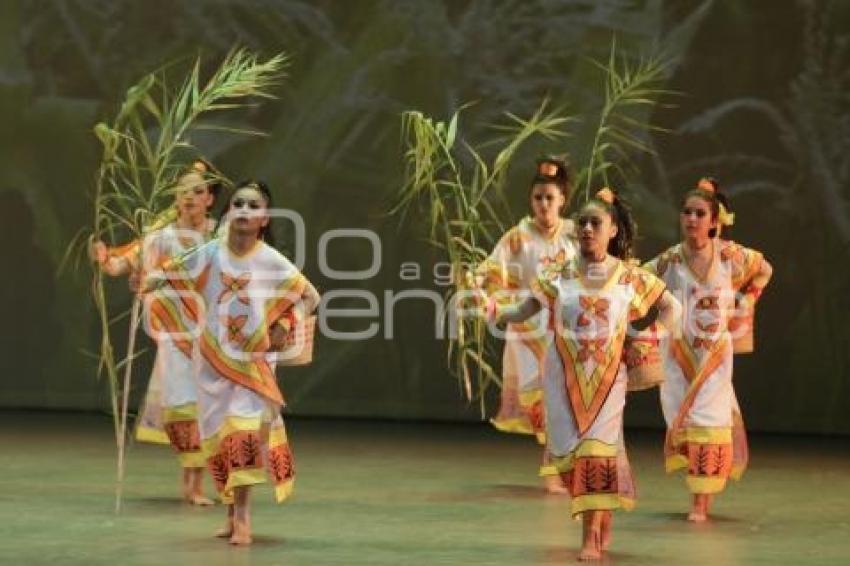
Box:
[595,187,616,204]
[538,161,560,177]
[697,177,717,194]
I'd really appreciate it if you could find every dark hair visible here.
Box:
[184,159,224,202]
[217,180,275,246]
[682,177,732,239]
[580,189,637,260]
[528,156,572,214]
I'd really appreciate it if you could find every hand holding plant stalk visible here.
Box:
[80,48,288,512]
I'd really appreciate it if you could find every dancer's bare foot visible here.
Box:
[189,493,215,506]
[578,512,603,561]
[688,494,709,522]
[578,529,602,561]
[216,505,235,538]
[182,468,214,505]
[228,520,252,546]
[493,387,520,422]
[544,474,569,495]
[215,520,234,538]
[600,511,612,550]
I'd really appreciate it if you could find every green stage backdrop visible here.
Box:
[1,0,848,435]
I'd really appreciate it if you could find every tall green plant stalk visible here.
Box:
[392,100,569,408]
[83,48,288,512]
[579,41,672,202]
[393,42,673,414]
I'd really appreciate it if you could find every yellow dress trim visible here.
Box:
[518,388,543,406]
[686,475,728,495]
[218,468,268,504]
[538,464,558,477]
[489,417,535,436]
[682,426,732,444]
[135,426,170,445]
[274,478,295,503]
[162,402,198,423]
[177,451,206,469]
[730,463,746,481]
[201,415,263,457]
[550,440,618,472]
[665,454,689,473]
[571,494,635,516]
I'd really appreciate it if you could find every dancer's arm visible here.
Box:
[300,278,321,316]
[492,295,542,324]
[268,276,321,350]
[740,258,772,309]
[90,240,135,277]
[654,290,682,335]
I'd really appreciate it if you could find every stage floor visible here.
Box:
[0,411,848,565]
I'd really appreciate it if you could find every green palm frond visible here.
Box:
[392,100,571,409]
[579,40,674,201]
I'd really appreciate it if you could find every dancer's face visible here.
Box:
[680,196,715,243]
[229,187,268,236]
[174,172,213,218]
[577,203,616,258]
[530,183,564,226]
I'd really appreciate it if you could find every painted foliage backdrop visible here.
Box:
[0,0,848,434]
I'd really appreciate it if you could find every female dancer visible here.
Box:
[146,180,320,545]
[644,179,772,522]
[92,159,220,505]
[480,157,577,493]
[481,188,681,560]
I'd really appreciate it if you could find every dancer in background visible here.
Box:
[479,157,578,493]
[481,188,681,560]
[146,180,320,545]
[644,179,772,522]
[92,159,221,505]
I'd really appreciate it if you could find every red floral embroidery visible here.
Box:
[164,420,201,453]
[218,271,252,305]
[561,456,619,497]
[577,338,608,364]
[268,444,296,484]
[524,399,546,434]
[541,250,569,281]
[579,296,609,319]
[223,314,249,346]
[720,243,744,264]
[692,322,720,350]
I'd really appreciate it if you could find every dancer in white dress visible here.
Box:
[480,157,577,493]
[481,188,681,560]
[147,181,320,545]
[92,160,220,505]
[644,178,772,522]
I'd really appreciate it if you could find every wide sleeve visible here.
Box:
[627,267,667,321]
[723,241,764,291]
[144,239,214,294]
[266,254,320,328]
[477,227,523,294]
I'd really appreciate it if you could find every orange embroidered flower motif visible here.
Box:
[691,288,720,311]
[577,295,609,326]
[620,269,649,295]
[692,321,720,350]
[218,272,252,305]
[540,249,567,269]
[720,243,743,263]
[540,249,567,281]
[223,315,249,346]
[577,338,608,364]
